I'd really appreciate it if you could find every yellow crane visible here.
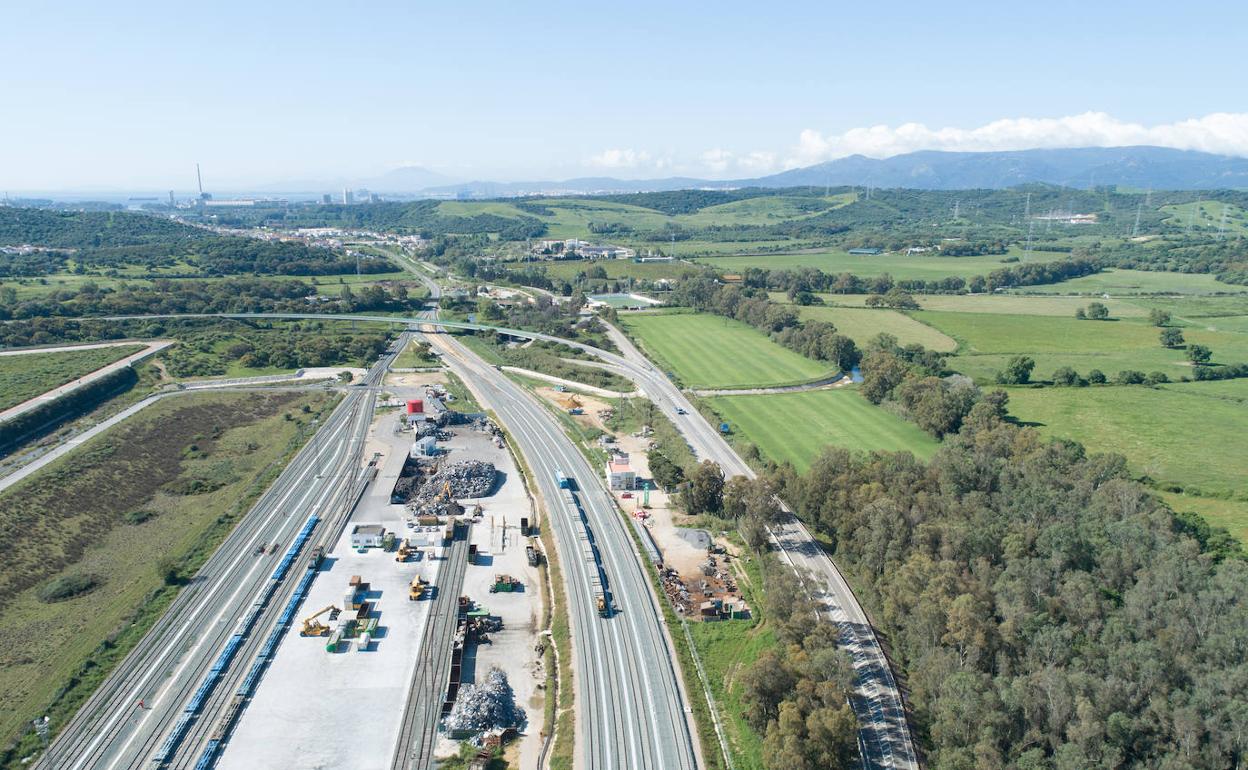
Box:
[300,605,340,637]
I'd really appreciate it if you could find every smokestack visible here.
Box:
[196,163,204,196]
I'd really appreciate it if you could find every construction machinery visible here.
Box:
[395,538,414,562]
[557,393,582,413]
[300,605,341,637]
[490,574,521,593]
[409,576,427,601]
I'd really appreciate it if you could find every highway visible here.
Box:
[425,328,700,770]
[593,320,919,770]
[83,292,916,766]
[32,337,402,770]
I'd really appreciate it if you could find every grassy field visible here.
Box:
[709,389,940,471]
[392,338,436,369]
[1158,492,1248,545]
[0,389,335,758]
[913,310,1248,382]
[1005,382,1247,501]
[792,305,957,351]
[902,293,1150,317]
[1160,200,1248,236]
[685,553,774,770]
[440,194,855,243]
[621,312,834,389]
[1023,268,1248,295]
[0,344,145,411]
[0,269,414,301]
[695,246,1070,280]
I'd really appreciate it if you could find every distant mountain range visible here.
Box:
[386,147,1248,198]
[237,146,1248,200]
[754,146,1248,191]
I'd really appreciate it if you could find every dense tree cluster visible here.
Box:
[1086,236,1248,286]
[0,277,422,322]
[983,257,1100,291]
[858,334,987,438]
[737,556,859,770]
[0,207,203,249]
[938,240,1009,256]
[771,412,1248,769]
[161,327,390,377]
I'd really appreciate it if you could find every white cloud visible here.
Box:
[700,148,779,175]
[587,148,653,169]
[788,112,1248,167]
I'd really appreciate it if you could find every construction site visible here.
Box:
[534,387,751,623]
[217,373,545,769]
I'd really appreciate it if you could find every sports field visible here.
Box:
[620,312,834,389]
[1005,381,1248,502]
[695,246,1069,281]
[710,389,940,471]
[794,306,957,351]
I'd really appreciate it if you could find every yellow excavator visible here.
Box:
[395,537,413,562]
[409,576,427,601]
[300,605,340,636]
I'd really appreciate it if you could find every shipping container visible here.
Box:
[406,399,424,414]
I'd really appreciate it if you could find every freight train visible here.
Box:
[555,471,611,617]
[152,513,321,768]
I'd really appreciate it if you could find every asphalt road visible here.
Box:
[428,330,700,770]
[32,342,397,770]
[597,321,920,770]
[83,298,916,766]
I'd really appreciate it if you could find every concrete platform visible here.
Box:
[220,384,544,769]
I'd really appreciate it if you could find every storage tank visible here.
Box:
[406,399,424,414]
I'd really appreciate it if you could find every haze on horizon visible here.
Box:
[2,0,1247,191]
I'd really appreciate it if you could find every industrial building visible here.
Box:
[604,455,635,491]
[350,524,386,548]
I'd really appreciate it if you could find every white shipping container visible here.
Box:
[358,632,371,651]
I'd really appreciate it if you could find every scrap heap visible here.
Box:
[442,667,526,733]
[408,461,497,517]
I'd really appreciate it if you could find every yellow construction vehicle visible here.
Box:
[408,576,427,601]
[300,605,340,636]
[395,538,412,562]
[556,393,582,411]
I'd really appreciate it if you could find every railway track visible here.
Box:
[34,336,404,770]
[389,528,470,770]
[429,334,699,770]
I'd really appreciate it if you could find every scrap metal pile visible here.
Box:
[660,567,691,615]
[407,461,497,517]
[442,667,526,733]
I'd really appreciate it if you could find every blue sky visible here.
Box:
[2,0,1246,190]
